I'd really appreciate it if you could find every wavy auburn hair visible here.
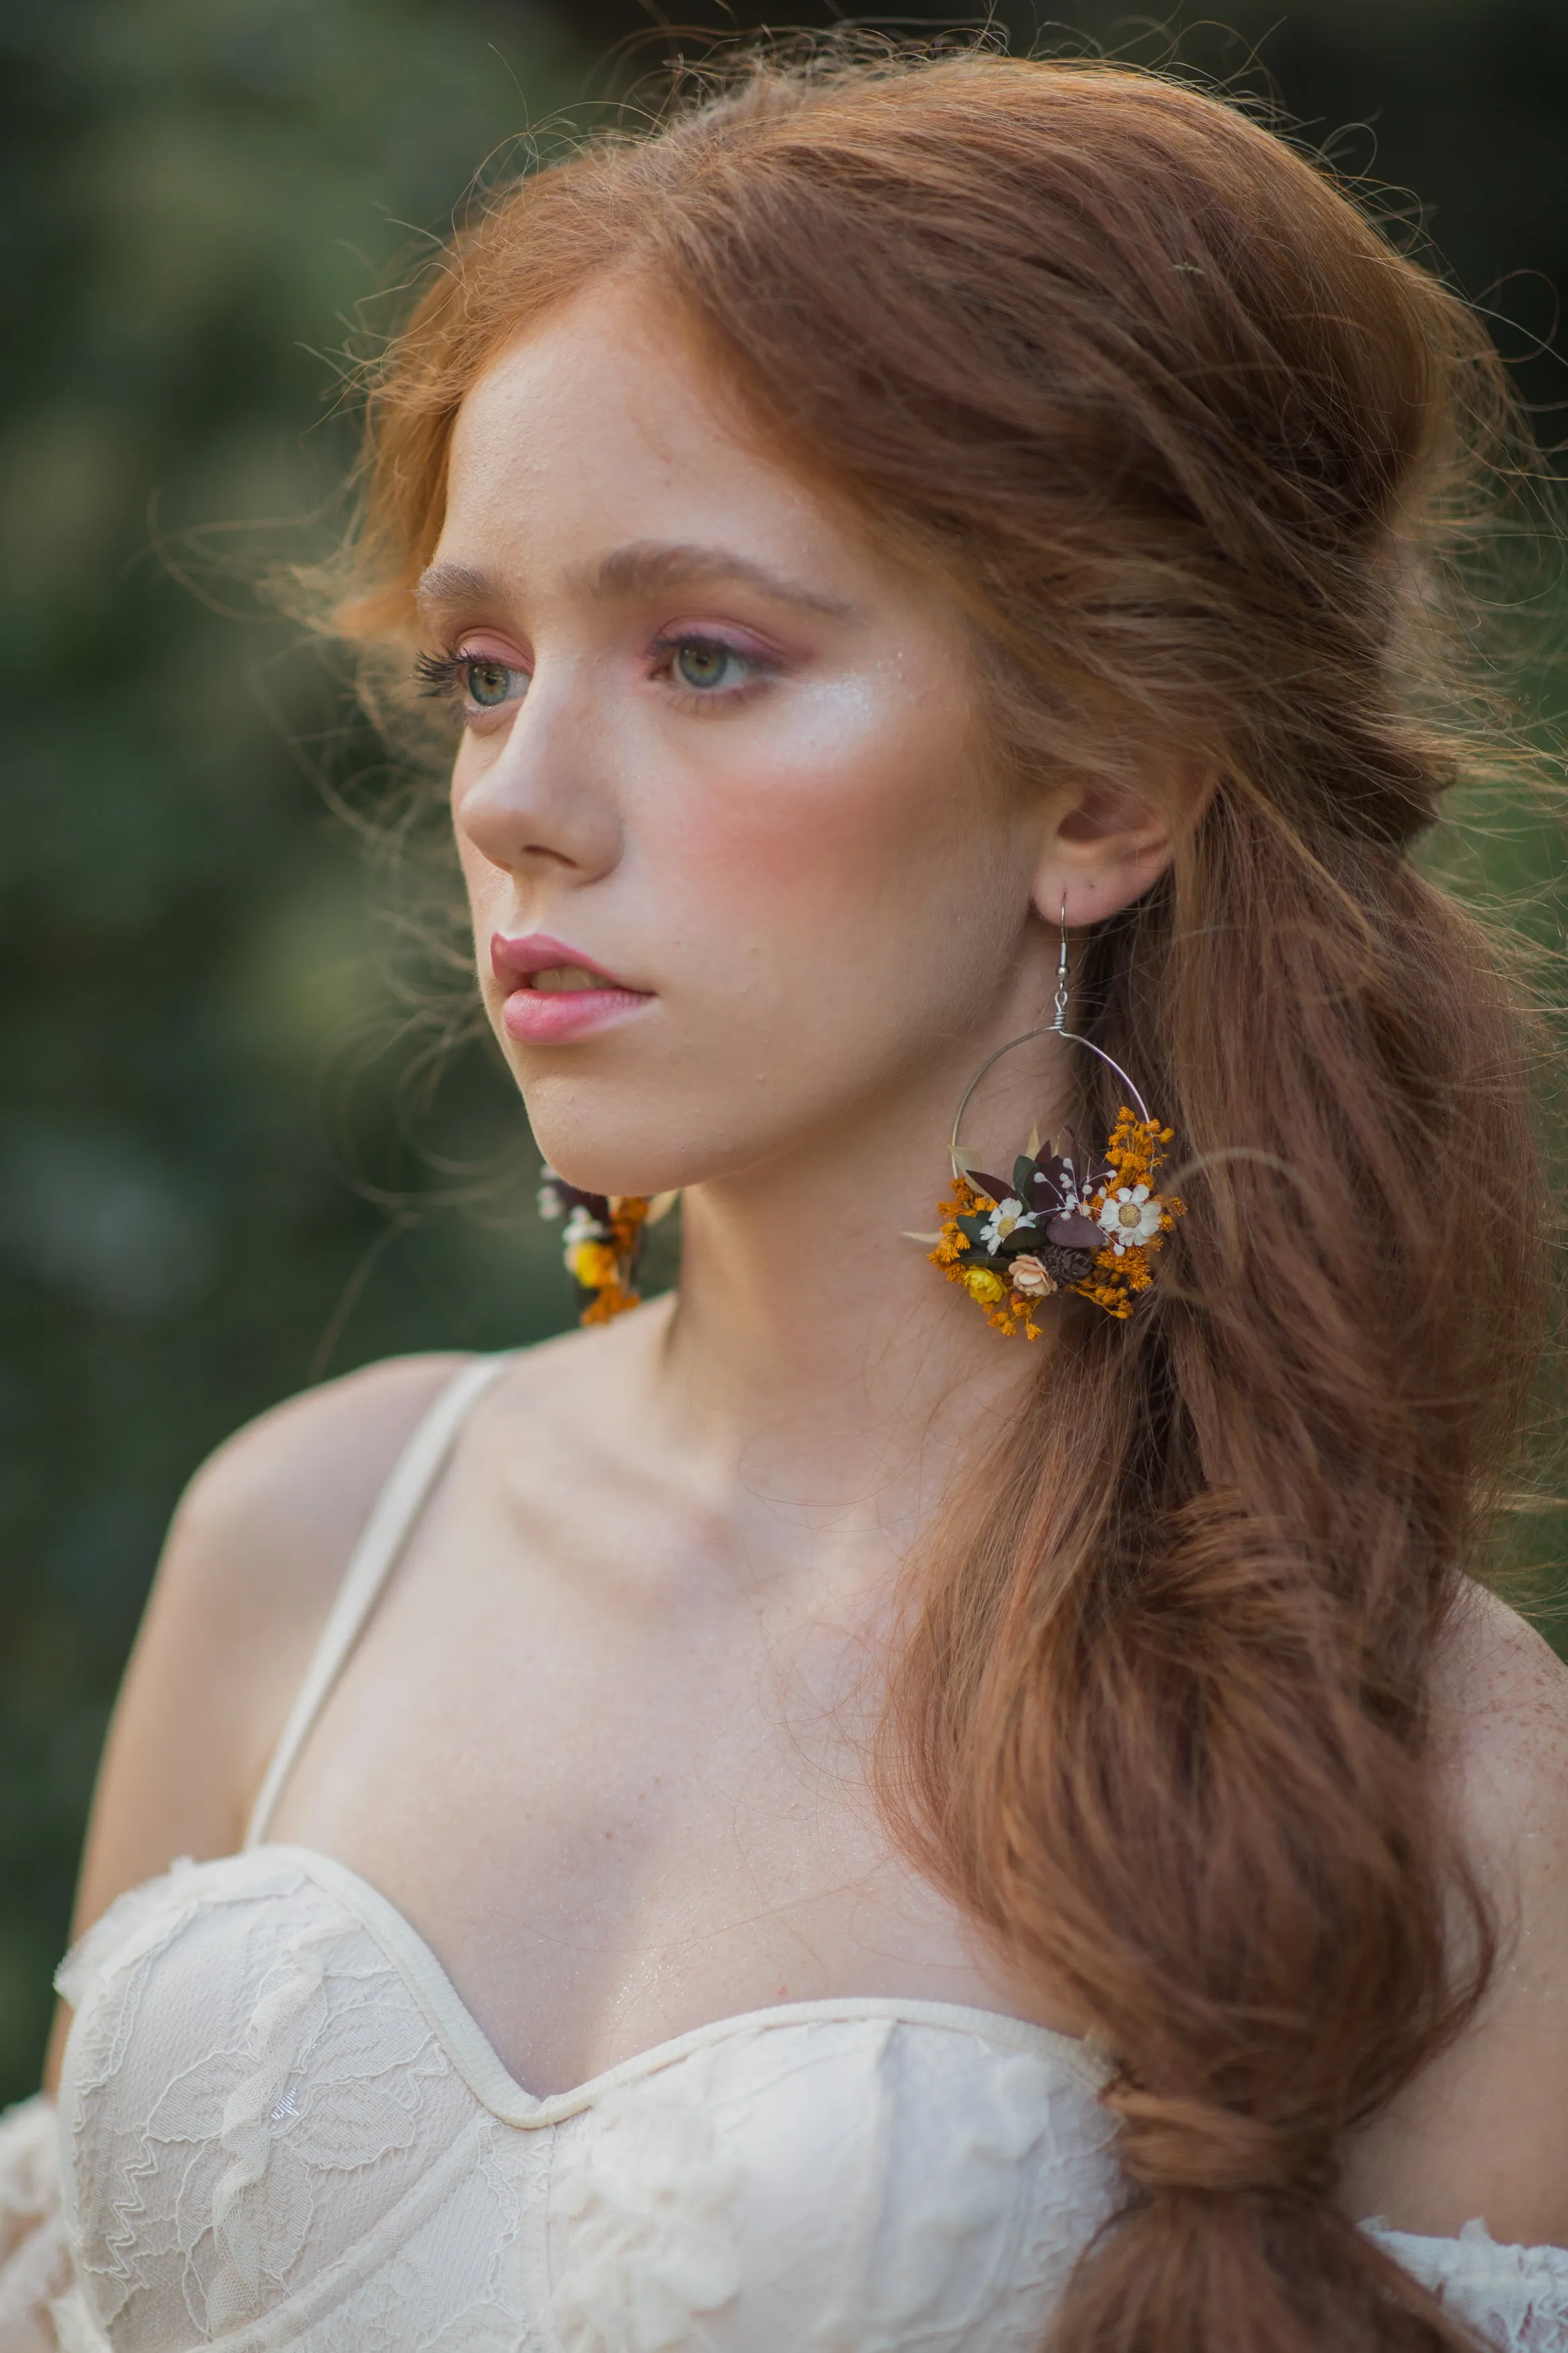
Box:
[334,46,1551,2353]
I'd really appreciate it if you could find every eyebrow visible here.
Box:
[415,560,500,614]
[414,542,860,622]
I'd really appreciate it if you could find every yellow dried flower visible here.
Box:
[558,1192,653,1325]
[569,1239,620,1289]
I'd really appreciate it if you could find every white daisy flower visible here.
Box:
[1096,1183,1162,1255]
[980,1197,1036,1254]
[563,1203,610,1248]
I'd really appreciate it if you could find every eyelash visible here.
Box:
[413,649,501,705]
[411,635,774,717]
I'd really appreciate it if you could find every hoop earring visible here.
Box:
[922,905,1184,1334]
[536,1174,677,1325]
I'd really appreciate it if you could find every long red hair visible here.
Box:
[334,47,1551,2352]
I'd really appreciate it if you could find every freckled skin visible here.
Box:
[50,284,1568,2245]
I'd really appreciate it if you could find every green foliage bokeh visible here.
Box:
[1,0,1565,2105]
[0,0,588,2099]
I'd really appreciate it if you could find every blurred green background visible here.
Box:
[2,0,1565,2104]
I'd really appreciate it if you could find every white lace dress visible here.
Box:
[4,1357,1564,2352]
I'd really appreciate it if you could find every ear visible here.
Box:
[1030,769,1194,931]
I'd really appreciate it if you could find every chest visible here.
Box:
[263,1472,1034,2096]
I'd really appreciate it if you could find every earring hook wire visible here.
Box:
[948,903,1151,1185]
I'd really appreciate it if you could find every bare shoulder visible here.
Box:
[1435,1581,1568,1874]
[1340,1582,1568,2242]
[131,1306,664,1859]
[169,1351,477,1665]
[63,1353,472,1949]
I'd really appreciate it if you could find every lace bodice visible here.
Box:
[50,1845,1126,2351]
[24,1357,1568,2350]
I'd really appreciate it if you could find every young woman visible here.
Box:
[3,45,1567,2353]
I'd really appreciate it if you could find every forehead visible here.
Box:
[435,282,945,633]
[444,284,827,551]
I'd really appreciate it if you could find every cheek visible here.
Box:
[453,810,490,885]
[452,812,502,928]
[652,674,997,963]
[452,795,520,1045]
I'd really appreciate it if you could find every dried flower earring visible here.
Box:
[921,908,1184,1334]
[536,1173,677,1325]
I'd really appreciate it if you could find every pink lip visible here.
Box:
[489,931,654,1044]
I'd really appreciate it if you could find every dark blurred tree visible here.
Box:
[1,0,1563,2105]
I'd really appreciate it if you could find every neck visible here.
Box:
[649,1023,1077,1571]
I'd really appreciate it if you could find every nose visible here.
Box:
[452,666,624,884]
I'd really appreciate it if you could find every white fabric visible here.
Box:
[0,2093,69,2350]
[45,1357,1568,2350]
[54,1849,1122,2351]
[1366,2219,1568,2352]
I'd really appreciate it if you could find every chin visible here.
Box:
[523,1103,714,1204]
[525,1072,801,1202]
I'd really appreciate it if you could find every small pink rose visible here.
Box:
[1009,1254,1058,1299]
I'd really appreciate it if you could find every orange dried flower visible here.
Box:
[932,1105,1183,1334]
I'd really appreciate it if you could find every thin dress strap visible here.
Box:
[243,1353,513,1849]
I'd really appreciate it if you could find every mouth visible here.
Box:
[529,964,612,994]
[489,932,654,1043]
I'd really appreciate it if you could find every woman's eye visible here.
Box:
[671,639,751,693]
[466,658,526,708]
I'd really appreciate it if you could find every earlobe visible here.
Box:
[1032,840,1172,932]
[1032,811,1174,934]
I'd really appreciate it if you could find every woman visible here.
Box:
[3,44,1567,2353]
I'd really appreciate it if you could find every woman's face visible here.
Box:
[426,280,1055,1200]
